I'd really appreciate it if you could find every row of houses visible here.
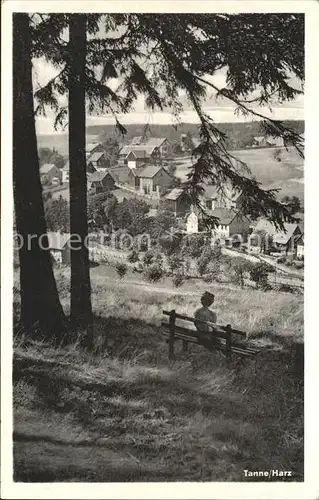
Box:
[251,133,304,148]
[118,137,172,168]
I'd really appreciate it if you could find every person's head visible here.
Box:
[201,291,215,308]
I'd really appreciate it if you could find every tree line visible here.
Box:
[13,13,304,347]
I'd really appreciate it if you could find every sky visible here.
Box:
[33,57,304,136]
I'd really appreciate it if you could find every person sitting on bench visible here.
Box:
[194,291,218,348]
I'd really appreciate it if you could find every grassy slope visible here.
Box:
[13,266,304,482]
[174,146,304,201]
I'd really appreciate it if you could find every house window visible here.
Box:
[152,183,157,192]
[206,200,212,210]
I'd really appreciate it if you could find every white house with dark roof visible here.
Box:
[87,151,110,171]
[202,183,244,211]
[86,142,104,157]
[87,170,115,194]
[136,165,172,197]
[296,234,304,259]
[47,232,71,265]
[209,208,250,240]
[165,188,192,215]
[253,219,302,254]
[40,163,61,185]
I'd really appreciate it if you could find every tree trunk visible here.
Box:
[69,14,93,347]
[13,13,67,338]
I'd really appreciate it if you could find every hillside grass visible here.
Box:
[13,264,304,482]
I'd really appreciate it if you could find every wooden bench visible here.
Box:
[162,309,259,362]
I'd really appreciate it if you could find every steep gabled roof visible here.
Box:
[110,166,134,184]
[87,151,105,163]
[40,163,56,174]
[131,136,142,145]
[87,170,114,183]
[165,188,185,201]
[143,137,168,147]
[203,184,218,199]
[254,220,300,244]
[273,224,300,245]
[208,208,237,225]
[47,232,70,250]
[86,142,100,153]
[137,165,164,178]
[128,149,147,159]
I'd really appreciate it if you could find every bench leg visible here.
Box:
[182,340,189,352]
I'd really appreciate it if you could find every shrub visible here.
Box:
[158,233,182,256]
[127,250,139,263]
[143,250,155,266]
[143,263,164,283]
[230,257,250,288]
[203,274,213,283]
[168,255,183,273]
[115,262,127,278]
[197,246,221,277]
[181,233,208,258]
[172,272,185,288]
[277,256,286,264]
[293,261,304,270]
[249,262,272,290]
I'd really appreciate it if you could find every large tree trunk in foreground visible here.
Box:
[13,13,67,338]
[69,14,93,347]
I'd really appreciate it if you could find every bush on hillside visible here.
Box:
[249,262,273,290]
[172,272,185,288]
[158,232,183,256]
[230,257,250,288]
[277,256,286,264]
[143,263,164,283]
[203,274,214,283]
[181,233,208,258]
[115,262,127,279]
[127,250,139,263]
[168,255,184,273]
[143,250,156,266]
[196,246,221,277]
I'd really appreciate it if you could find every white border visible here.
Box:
[2,2,319,499]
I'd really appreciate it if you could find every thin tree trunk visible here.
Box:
[13,13,67,339]
[69,14,93,347]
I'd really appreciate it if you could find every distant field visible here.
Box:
[174,146,304,202]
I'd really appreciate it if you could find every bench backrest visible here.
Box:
[162,309,246,338]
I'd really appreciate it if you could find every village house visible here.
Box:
[87,151,110,171]
[143,137,172,157]
[209,208,250,241]
[119,144,161,166]
[296,234,304,259]
[136,165,172,198]
[164,188,192,216]
[202,184,244,211]
[61,152,101,184]
[40,163,61,185]
[87,170,115,195]
[109,165,137,189]
[125,150,148,169]
[253,219,302,254]
[186,210,199,234]
[61,164,69,184]
[86,142,104,158]
[252,135,285,148]
[47,232,71,265]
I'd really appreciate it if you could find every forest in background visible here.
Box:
[37,119,305,157]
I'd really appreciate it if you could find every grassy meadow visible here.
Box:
[13,264,304,482]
